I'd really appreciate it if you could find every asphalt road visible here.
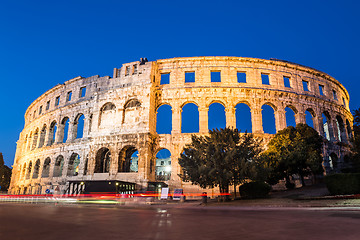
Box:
[0,204,359,240]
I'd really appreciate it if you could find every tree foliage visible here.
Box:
[0,152,12,192]
[261,123,323,187]
[345,108,360,172]
[178,128,263,197]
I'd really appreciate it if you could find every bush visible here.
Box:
[239,181,271,199]
[325,173,360,195]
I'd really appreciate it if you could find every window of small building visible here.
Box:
[39,106,42,115]
[67,91,72,102]
[333,90,337,100]
[283,76,291,88]
[261,74,270,85]
[133,64,138,74]
[211,71,221,82]
[185,72,195,83]
[80,87,86,98]
[302,80,309,92]
[55,96,60,106]
[319,84,324,96]
[125,66,130,76]
[160,73,170,85]
[237,72,246,83]
[46,100,50,110]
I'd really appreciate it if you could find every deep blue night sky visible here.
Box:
[0,0,359,166]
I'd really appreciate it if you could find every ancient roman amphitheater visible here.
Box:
[9,57,353,195]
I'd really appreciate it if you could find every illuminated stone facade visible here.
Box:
[9,57,353,195]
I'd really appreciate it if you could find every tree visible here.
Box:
[178,127,263,200]
[344,108,360,172]
[261,123,323,188]
[0,152,12,192]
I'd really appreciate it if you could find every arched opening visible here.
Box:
[305,110,314,128]
[61,117,70,143]
[38,125,47,148]
[156,104,172,134]
[67,153,81,176]
[155,149,171,181]
[123,99,141,124]
[208,102,226,131]
[322,112,331,141]
[285,107,296,127]
[53,155,64,177]
[262,104,276,134]
[346,119,352,139]
[335,115,346,142]
[95,148,111,173]
[26,161,32,179]
[32,129,39,150]
[42,157,51,178]
[181,103,199,133]
[75,114,85,139]
[235,103,252,133]
[99,102,116,127]
[49,121,57,145]
[329,153,338,170]
[32,159,40,179]
[118,146,138,172]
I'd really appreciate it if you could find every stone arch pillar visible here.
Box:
[67,121,76,142]
[82,114,90,138]
[251,107,263,134]
[171,105,181,134]
[110,150,119,175]
[225,107,236,128]
[296,112,306,125]
[199,107,209,134]
[275,109,286,132]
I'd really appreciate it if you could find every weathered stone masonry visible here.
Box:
[9,57,353,195]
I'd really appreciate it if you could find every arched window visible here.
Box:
[118,146,138,172]
[322,112,331,141]
[155,149,171,181]
[181,103,199,133]
[61,117,70,143]
[346,119,352,139]
[235,103,252,133]
[67,153,81,176]
[49,121,57,145]
[305,109,314,128]
[335,115,346,142]
[262,104,276,134]
[156,104,172,134]
[38,125,47,148]
[53,155,64,177]
[32,159,40,179]
[123,99,141,124]
[95,148,111,173]
[285,107,296,127]
[32,128,39,150]
[75,114,85,139]
[42,157,51,178]
[26,161,32,179]
[99,102,116,127]
[208,102,226,131]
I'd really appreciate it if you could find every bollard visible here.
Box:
[201,192,207,204]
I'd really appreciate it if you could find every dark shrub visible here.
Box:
[239,181,271,199]
[325,173,360,195]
